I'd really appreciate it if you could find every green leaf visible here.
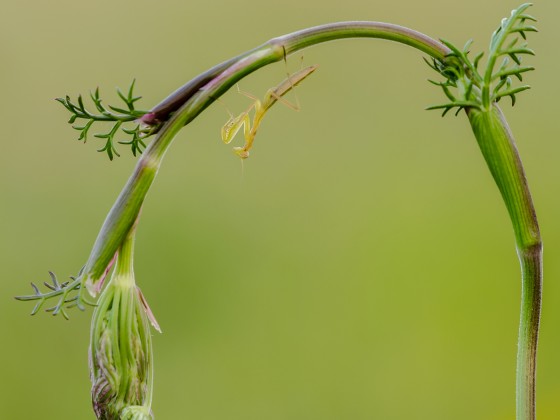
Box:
[57,80,154,159]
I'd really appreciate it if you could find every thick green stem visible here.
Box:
[115,228,135,279]
[82,21,450,292]
[517,244,542,420]
[467,105,542,420]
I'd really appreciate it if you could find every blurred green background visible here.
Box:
[2,0,559,418]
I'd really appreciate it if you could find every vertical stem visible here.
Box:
[517,244,542,420]
[115,227,135,279]
[467,105,542,420]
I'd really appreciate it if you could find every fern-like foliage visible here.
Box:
[15,269,95,320]
[427,3,536,115]
[56,80,160,160]
[424,43,482,117]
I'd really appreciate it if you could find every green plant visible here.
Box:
[55,80,158,159]
[17,3,541,419]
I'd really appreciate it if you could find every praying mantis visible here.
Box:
[221,64,318,159]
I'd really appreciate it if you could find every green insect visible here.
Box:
[221,64,318,159]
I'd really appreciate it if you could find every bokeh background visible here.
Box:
[2,0,559,418]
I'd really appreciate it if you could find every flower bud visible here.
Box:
[89,233,156,419]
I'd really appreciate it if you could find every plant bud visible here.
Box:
[89,265,155,419]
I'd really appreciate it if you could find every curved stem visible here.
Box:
[143,21,450,125]
[83,21,449,290]
[277,21,449,58]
